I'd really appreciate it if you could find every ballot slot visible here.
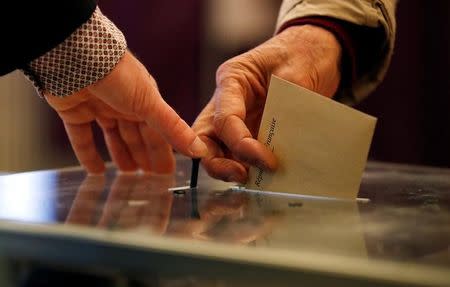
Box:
[231,185,370,203]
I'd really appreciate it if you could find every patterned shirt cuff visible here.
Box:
[22,7,127,97]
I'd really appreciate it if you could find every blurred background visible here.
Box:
[0,0,449,172]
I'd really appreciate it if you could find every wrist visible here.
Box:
[23,7,127,98]
[279,24,342,71]
[278,18,357,91]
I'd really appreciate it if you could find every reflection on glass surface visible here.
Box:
[64,173,282,245]
[0,157,449,271]
[0,172,56,222]
[359,168,450,267]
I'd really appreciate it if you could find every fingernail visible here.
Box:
[189,137,208,158]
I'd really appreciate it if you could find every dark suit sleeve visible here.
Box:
[0,1,97,76]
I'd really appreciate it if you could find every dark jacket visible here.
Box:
[0,1,96,76]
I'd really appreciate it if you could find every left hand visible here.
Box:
[46,88,175,174]
[45,51,208,174]
[67,173,174,234]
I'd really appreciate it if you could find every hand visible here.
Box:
[97,174,174,233]
[67,173,174,235]
[193,25,342,183]
[65,175,106,225]
[46,50,207,174]
[166,191,280,244]
[166,190,249,240]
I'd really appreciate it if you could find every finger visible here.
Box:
[145,97,208,158]
[213,80,277,171]
[200,136,247,183]
[55,101,95,124]
[87,51,207,158]
[64,122,105,174]
[115,203,145,229]
[97,117,138,172]
[192,103,247,182]
[140,175,174,234]
[139,123,175,174]
[118,120,152,172]
[97,174,135,228]
[66,175,106,225]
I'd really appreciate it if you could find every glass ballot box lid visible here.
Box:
[0,156,448,286]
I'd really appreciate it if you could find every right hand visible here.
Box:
[192,25,342,182]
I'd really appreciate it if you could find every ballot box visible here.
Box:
[0,156,448,286]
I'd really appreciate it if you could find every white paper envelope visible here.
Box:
[247,75,376,199]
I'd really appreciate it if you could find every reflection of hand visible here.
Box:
[65,175,106,225]
[67,175,278,243]
[66,173,175,235]
[97,174,175,234]
[167,191,279,244]
[166,191,249,240]
[193,25,342,182]
[46,50,207,174]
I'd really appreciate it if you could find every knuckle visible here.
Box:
[131,93,149,118]
[216,51,267,88]
[213,112,233,139]
[167,115,183,133]
[98,118,117,131]
[163,115,190,144]
[130,84,158,119]
[216,60,234,79]
[216,59,247,86]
